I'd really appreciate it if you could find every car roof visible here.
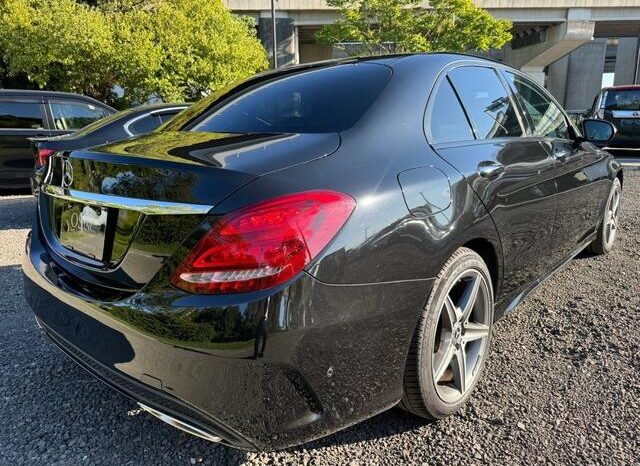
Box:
[287,52,500,68]
[602,85,640,92]
[0,89,115,110]
[101,103,190,122]
[127,102,190,114]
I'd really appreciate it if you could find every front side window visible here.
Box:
[448,67,523,139]
[428,78,474,144]
[0,101,44,129]
[50,101,110,130]
[192,63,392,134]
[505,72,570,139]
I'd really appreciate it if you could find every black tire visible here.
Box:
[588,177,622,256]
[400,247,494,419]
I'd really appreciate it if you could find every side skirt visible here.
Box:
[496,232,597,320]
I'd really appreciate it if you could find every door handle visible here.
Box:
[477,161,505,179]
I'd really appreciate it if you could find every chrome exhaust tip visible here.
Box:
[34,316,44,330]
[137,402,223,443]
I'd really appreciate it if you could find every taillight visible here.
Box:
[171,190,356,294]
[35,148,55,167]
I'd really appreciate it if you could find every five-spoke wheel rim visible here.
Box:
[432,269,491,404]
[604,184,621,249]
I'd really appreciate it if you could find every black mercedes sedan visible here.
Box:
[30,103,190,191]
[23,54,622,451]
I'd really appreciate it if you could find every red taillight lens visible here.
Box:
[35,148,55,167]
[171,190,356,294]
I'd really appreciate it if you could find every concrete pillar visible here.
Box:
[562,39,607,112]
[258,15,297,67]
[521,67,546,86]
[503,16,595,71]
[546,55,570,105]
[614,38,640,85]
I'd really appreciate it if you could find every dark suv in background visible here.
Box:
[0,89,114,189]
[586,85,640,155]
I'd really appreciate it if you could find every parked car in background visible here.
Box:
[586,85,640,155]
[0,90,115,189]
[23,55,622,451]
[31,103,190,190]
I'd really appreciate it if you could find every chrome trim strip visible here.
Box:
[137,403,222,443]
[43,185,213,215]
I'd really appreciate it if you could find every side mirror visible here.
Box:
[581,119,616,144]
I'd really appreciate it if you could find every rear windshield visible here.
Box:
[605,89,640,111]
[191,63,392,134]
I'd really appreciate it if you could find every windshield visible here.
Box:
[191,63,392,134]
[605,89,640,111]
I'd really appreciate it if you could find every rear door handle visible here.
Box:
[477,161,505,179]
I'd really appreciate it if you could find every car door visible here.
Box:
[427,65,558,304]
[0,97,49,188]
[502,71,609,263]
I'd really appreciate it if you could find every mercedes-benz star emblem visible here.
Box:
[61,159,74,188]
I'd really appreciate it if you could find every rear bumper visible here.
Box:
[22,226,431,450]
[34,315,252,448]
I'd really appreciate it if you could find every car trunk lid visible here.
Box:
[37,130,341,293]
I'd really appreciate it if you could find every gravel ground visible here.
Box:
[1,173,639,466]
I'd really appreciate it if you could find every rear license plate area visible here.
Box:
[56,200,108,261]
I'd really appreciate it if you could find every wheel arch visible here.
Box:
[616,168,623,188]
[461,238,501,299]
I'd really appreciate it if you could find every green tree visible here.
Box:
[316,0,512,55]
[0,0,268,108]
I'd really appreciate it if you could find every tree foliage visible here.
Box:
[316,0,512,56]
[0,0,268,107]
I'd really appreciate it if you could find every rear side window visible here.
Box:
[50,101,110,130]
[157,110,182,123]
[192,63,392,134]
[504,72,569,139]
[428,78,474,144]
[604,89,640,111]
[448,67,523,139]
[128,114,162,135]
[0,101,44,129]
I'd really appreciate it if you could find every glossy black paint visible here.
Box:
[0,90,115,189]
[23,54,622,450]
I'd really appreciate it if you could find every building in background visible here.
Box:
[226,0,640,112]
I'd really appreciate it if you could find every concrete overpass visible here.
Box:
[225,0,640,110]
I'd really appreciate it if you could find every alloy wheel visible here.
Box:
[604,184,621,249]
[431,269,491,404]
